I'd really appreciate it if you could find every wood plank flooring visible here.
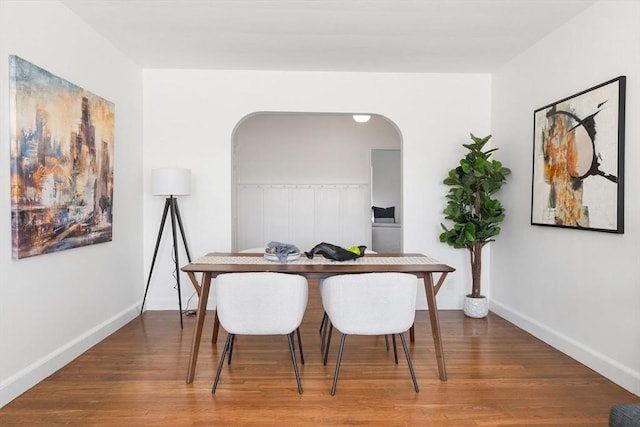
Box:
[1,282,637,426]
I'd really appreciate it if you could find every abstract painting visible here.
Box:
[531,76,625,233]
[9,56,115,259]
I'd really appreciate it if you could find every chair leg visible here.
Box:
[228,334,236,365]
[212,333,234,394]
[296,327,305,365]
[384,334,390,350]
[320,312,329,352]
[392,334,398,364]
[323,323,333,366]
[409,323,415,343]
[399,333,419,393]
[330,333,347,396]
[319,312,327,335]
[212,312,220,343]
[287,332,303,394]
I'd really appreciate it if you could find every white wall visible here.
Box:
[0,0,143,406]
[236,183,373,251]
[235,113,401,184]
[142,70,491,311]
[491,0,640,395]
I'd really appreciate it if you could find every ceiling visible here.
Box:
[60,0,598,73]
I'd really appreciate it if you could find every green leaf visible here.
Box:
[464,222,476,242]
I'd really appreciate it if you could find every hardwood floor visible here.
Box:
[1,283,637,426]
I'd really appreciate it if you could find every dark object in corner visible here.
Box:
[304,242,366,261]
[609,404,640,427]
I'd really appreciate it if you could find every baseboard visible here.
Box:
[491,300,640,397]
[0,304,139,408]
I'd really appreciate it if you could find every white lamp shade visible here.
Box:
[151,168,191,196]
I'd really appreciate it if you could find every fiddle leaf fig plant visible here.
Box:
[439,133,511,299]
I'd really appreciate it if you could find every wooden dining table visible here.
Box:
[181,252,455,384]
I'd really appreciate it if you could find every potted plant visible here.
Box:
[439,133,511,318]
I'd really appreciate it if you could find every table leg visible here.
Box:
[424,272,447,381]
[186,272,212,384]
[186,271,201,296]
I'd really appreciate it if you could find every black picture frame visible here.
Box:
[531,76,626,233]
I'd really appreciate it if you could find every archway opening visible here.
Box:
[232,112,402,253]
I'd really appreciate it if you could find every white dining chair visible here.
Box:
[317,251,417,359]
[318,249,378,353]
[211,248,291,342]
[211,272,308,394]
[320,272,419,395]
[233,247,305,362]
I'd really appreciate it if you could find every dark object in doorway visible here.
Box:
[304,242,366,261]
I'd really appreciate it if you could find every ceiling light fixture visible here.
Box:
[352,114,371,123]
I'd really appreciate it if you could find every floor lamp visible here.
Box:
[141,168,193,328]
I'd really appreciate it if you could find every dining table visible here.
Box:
[181,252,455,384]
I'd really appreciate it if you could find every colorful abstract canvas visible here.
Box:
[531,77,625,233]
[9,56,115,258]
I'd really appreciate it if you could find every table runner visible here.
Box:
[193,255,441,265]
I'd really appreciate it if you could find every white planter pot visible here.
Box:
[463,295,489,318]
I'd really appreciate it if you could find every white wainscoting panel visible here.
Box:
[236,184,371,252]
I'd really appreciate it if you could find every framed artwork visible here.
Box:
[9,56,115,259]
[531,76,625,233]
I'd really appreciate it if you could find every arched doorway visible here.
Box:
[232,112,402,253]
